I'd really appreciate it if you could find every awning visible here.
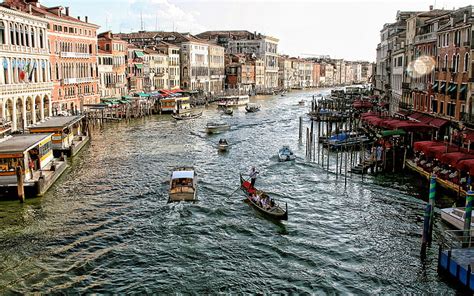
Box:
[460,84,468,93]
[134,51,144,58]
[379,129,406,137]
[135,64,143,69]
[425,145,458,159]
[414,141,445,153]
[429,118,448,128]
[432,82,438,92]
[440,152,474,167]
[448,84,457,94]
[440,82,446,92]
[171,171,194,179]
[408,112,424,120]
[456,159,474,175]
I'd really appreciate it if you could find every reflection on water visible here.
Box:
[0,90,455,293]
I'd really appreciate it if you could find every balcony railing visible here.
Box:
[63,77,95,84]
[0,44,48,55]
[60,52,91,59]
[412,82,427,91]
[0,82,53,93]
[414,32,437,44]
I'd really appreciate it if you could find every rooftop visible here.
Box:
[0,134,52,154]
[28,116,84,130]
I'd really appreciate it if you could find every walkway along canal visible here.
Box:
[0,89,458,293]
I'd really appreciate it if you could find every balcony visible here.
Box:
[412,82,427,91]
[414,32,437,44]
[63,77,95,84]
[402,82,410,90]
[0,82,53,94]
[60,52,91,59]
[463,41,470,47]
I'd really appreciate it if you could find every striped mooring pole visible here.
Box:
[463,190,473,248]
[428,174,436,245]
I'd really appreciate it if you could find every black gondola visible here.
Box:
[172,111,202,120]
[239,174,288,220]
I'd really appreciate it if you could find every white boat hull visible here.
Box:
[278,154,296,162]
[440,207,474,230]
[206,126,230,134]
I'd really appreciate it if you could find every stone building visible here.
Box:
[97,31,127,98]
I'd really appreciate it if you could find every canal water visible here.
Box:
[0,90,456,293]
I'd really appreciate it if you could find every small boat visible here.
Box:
[217,95,250,107]
[298,100,305,106]
[441,207,474,231]
[278,146,296,162]
[218,138,229,151]
[245,103,261,113]
[239,174,288,220]
[168,167,197,202]
[224,108,233,115]
[172,111,202,120]
[206,122,230,134]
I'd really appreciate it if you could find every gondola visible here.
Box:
[224,108,233,115]
[172,111,202,120]
[245,103,261,113]
[218,139,229,151]
[239,174,288,220]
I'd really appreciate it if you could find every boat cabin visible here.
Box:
[28,115,88,157]
[161,96,191,114]
[0,134,53,182]
[169,167,197,202]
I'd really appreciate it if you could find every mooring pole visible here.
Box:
[427,174,436,246]
[463,190,473,248]
[299,116,303,142]
[421,204,431,259]
[16,166,24,203]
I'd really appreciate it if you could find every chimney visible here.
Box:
[77,16,80,21]
[85,16,88,23]
[429,5,433,11]
[65,7,69,16]
[28,4,32,14]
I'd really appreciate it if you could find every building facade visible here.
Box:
[97,31,127,98]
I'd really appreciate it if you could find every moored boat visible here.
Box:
[245,103,261,113]
[168,167,197,202]
[206,122,230,134]
[218,139,229,151]
[278,146,296,162]
[172,111,202,120]
[239,174,288,220]
[298,100,305,106]
[224,108,233,115]
[217,95,250,107]
[441,207,474,231]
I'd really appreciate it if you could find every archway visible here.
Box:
[43,95,50,118]
[16,97,24,131]
[5,98,13,124]
[26,96,34,126]
[35,95,42,122]
[70,102,75,115]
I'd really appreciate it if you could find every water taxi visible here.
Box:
[168,167,197,202]
[206,122,230,134]
[0,134,67,198]
[28,115,89,157]
[441,207,474,232]
[160,95,191,114]
[245,103,261,113]
[217,95,250,107]
[278,146,296,162]
[218,139,229,151]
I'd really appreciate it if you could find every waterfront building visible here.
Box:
[278,55,291,89]
[144,48,169,91]
[97,31,127,99]
[197,31,279,91]
[312,62,321,88]
[255,58,265,91]
[0,3,52,132]
[225,53,256,93]
[9,0,101,114]
[208,43,225,95]
[126,46,145,93]
[154,41,180,89]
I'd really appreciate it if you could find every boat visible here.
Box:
[224,108,233,115]
[239,174,288,220]
[298,100,305,106]
[218,139,229,151]
[245,103,261,113]
[217,95,250,107]
[168,167,197,202]
[278,146,296,162]
[324,132,372,150]
[206,122,230,134]
[441,207,474,231]
[172,111,202,120]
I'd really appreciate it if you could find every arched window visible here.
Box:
[456,54,460,73]
[452,54,456,71]
[25,27,29,47]
[10,23,14,45]
[0,22,5,45]
[444,54,448,69]
[465,53,469,72]
[19,25,24,46]
[30,27,35,47]
[39,30,43,48]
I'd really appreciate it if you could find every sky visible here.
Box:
[43,0,473,62]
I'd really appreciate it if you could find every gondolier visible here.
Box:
[249,166,259,189]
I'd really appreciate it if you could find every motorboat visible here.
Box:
[217,95,250,107]
[278,146,296,162]
[206,122,230,134]
[298,100,305,106]
[218,139,229,151]
[224,108,233,115]
[172,111,202,120]
[168,167,197,202]
[441,207,474,230]
[245,103,261,113]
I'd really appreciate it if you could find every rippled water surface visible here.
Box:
[0,90,456,293]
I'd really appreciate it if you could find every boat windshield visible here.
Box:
[172,178,193,188]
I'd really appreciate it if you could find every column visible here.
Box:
[31,98,36,124]
[22,97,27,129]
[48,96,52,117]
[40,95,44,121]
[11,98,16,131]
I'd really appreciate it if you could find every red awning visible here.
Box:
[408,112,424,120]
[361,112,378,118]
[353,101,373,108]
[462,130,474,142]
[425,145,459,159]
[414,141,445,153]
[389,121,433,132]
[456,159,474,175]
[429,118,448,128]
[439,152,474,167]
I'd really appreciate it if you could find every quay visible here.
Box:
[0,134,67,200]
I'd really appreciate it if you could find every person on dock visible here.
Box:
[249,166,259,189]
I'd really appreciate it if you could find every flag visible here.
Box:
[28,61,36,82]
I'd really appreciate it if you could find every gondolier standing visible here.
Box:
[249,166,259,189]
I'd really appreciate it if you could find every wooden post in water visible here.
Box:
[306,127,310,158]
[16,166,24,203]
[299,116,303,142]
[421,204,432,259]
[463,190,473,248]
[428,174,436,245]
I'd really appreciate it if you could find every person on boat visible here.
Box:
[249,167,259,189]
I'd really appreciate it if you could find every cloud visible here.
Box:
[126,0,206,33]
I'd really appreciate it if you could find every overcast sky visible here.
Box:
[43,0,472,62]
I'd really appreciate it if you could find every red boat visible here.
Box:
[239,174,288,220]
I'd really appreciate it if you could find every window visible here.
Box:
[0,22,4,45]
[39,30,43,48]
[464,53,469,72]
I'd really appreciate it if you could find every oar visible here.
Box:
[228,185,242,198]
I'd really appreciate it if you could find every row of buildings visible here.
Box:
[375,5,474,128]
[1,0,373,133]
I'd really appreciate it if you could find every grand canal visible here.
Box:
[0,90,456,293]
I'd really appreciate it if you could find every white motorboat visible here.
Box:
[245,103,261,113]
[206,122,230,134]
[441,207,474,230]
[217,95,250,107]
[278,146,296,162]
[168,167,197,202]
[218,139,229,151]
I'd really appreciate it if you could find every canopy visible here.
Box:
[171,171,194,180]
[425,145,458,159]
[430,118,448,128]
[440,152,474,167]
[379,129,406,137]
[134,51,145,58]
[329,133,348,141]
[414,141,445,153]
[456,159,474,175]
[134,64,143,69]
[353,101,373,108]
